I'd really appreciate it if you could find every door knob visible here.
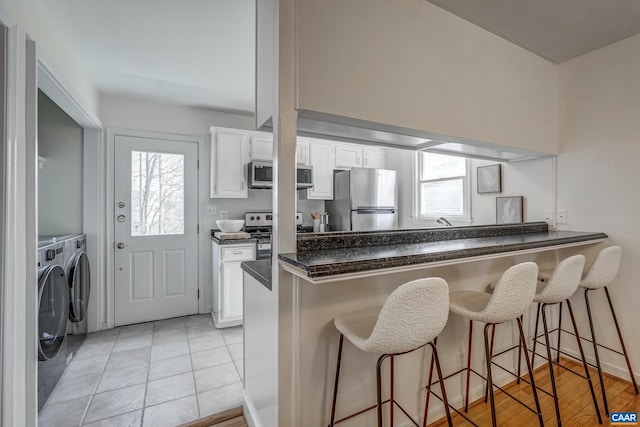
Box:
[116,242,128,249]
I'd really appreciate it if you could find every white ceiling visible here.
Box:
[426,0,640,64]
[40,0,255,114]
[40,1,640,115]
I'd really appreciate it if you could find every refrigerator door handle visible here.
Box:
[356,209,396,214]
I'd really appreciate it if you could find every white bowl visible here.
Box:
[216,220,245,233]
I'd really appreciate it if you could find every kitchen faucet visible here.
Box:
[436,217,453,227]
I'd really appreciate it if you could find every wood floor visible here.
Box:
[430,358,639,426]
[179,407,247,427]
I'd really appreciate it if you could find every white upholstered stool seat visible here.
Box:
[329,278,453,427]
[525,255,603,426]
[427,262,543,427]
[575,246,638,415]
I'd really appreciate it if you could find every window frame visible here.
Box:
[413,151,472,223]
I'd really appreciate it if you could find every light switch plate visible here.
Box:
[207,205,217,216]
[543,210,553,223]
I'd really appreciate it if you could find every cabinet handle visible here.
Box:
[364,158,368,166]
[356,157,360,165]
[233,251,243,255]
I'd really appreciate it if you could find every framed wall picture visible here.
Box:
[496,196,523,224]
[477,164,502,194]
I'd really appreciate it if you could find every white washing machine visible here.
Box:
[37,240,69,410]
[63,234,90,359]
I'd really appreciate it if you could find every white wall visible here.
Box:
[0,0,98,114]
[297,0,558,154]
[557,34,640,382]
[387,148,555,228]
[37,90,84,236]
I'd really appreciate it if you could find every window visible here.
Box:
[131,151,185,236]
[416,152,470,220]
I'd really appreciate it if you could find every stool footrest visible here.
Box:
[424,389,479,427]
[331,398,419,427]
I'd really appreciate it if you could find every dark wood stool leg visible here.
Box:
[566,299,602,424]
[604,286,639,394]
[376,354,389,427]
[483,323,497,427]
[556,301,563,363]
[429,341,454,427]
[329,334,344,426]
[531,303,542,369]
[465,320,474,412]
[484,324,496,403]
[585,288,609,415]
[517,317,544,427]
[542,303,562,426]
[517,315,523,384]
[423,339,436,427]
[390,356,395,427]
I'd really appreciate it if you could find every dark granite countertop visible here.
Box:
[241,259,272,290]
[279,224,607,279]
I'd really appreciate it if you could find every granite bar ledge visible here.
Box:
[279,222,607,282]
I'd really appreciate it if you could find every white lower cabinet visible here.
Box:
[212,242,256,328]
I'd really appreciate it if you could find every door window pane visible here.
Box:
[131,151,184,236]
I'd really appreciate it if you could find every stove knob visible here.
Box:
[256,216,261,221]
[250,216,255,221]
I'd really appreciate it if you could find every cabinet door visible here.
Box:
[211,128,249,198]
[307,140,334,200]
[363,147,386,169]
[296,138,310,165]
[250,133,273,161]
[221,261,244,321]
[335,143,362,168]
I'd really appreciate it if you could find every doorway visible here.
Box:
[113,133,199,326]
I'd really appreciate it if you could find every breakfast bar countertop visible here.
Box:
[241,259,272,290]
[278,223,607,281]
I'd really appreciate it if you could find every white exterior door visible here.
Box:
[114,135,199,326]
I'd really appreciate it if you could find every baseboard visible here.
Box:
[561,347,640,384]
[243,394,262,427]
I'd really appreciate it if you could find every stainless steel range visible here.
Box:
[244,212,303,259]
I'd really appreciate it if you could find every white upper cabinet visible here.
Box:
[334,143,362,169]
[335,142,387,169]
[250,132,273,161]
[306,139,334,200]
[210,127,250,198]
[296,138,310,165]
[363,147,387,169]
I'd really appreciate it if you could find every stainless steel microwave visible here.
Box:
[248,161,313,189]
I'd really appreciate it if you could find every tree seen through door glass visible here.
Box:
[131,151,185,236]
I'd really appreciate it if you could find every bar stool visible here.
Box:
[426,262,543,427]
[527,255,602,426]
[328,277,453,427]
[574,246,638,415]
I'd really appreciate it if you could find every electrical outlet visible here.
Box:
[456,352,464,368]
[557,209,567,224]
[543,210,553,223]
[207,205,217,216]
[220,211,228,220]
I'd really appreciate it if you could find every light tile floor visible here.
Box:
[38,315,244,427]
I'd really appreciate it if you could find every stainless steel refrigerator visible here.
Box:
[326,168,398,231]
